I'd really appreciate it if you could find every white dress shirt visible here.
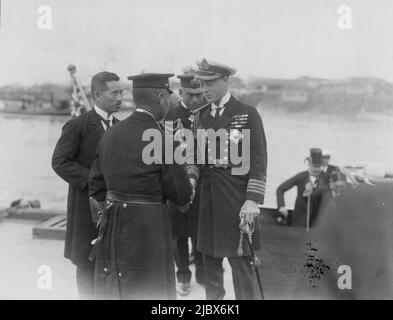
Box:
[94,105,113,130]
[211,91,231,118]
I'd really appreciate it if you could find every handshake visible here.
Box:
[178,178,197,213]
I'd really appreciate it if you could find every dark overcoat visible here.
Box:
[52,108,118,264]
[89,111,192,299]
[276,170,329,227]
[197,95,268,258]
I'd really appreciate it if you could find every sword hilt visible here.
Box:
[238,216,255,256]
[249,256,261,267]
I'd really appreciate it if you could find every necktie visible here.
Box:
[100,118,111,130]
[214,106,223,121]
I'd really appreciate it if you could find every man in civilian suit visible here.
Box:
[276,148,329,228]
[52,71,122,298]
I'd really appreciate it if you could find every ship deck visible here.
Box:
[0,213,318,300]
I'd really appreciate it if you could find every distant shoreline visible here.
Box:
[0,108,70,116]
[257,106,393,123]
[1,105,393,124]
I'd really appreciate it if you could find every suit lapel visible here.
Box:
[89,108,121,132]
[199,104,216,129]
[305,171,310,183]
[88,108,105,138]
[199,96,239,130]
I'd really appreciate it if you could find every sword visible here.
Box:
[88,199,113,262]
[245,230,265,300]
[238,216,265,300]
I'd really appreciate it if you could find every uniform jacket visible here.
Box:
[52,108,119,264]
[88,111,193,299]
[197,95,267,257]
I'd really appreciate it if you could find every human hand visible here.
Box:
[189,178,197,204]
[303,182,314,197]
[278,206,288,217]
[239,200,260,224]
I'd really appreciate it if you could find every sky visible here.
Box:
[0,0,393,85]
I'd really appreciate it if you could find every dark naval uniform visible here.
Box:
[197,94,267,299]
[198,95,267,256]
[52,107,118,297]
[165,102,204,286]
[89,109,193,300]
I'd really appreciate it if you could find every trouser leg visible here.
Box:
[228,256,260,300]
[174,237,192,283]
[203,254,225,300]
[192,237,204,284]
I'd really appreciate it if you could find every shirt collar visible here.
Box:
[94,105,113,121]
[212,91,231,110]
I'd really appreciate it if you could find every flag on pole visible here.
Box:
[67,64,91,118]
[70,83,88,118]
